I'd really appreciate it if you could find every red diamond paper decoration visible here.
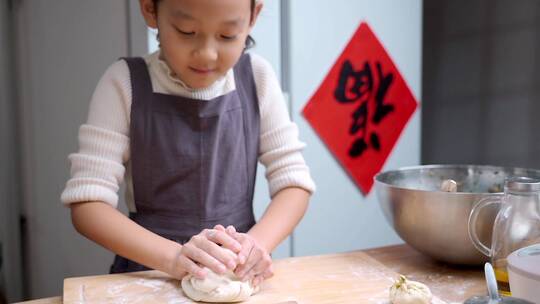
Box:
[302,22,418,194]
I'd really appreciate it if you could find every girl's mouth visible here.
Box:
[190,67,216,74]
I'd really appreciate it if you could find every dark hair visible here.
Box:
[151,0,256,49]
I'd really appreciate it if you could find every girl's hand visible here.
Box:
[170,228,242,279]
[214,225,274,286]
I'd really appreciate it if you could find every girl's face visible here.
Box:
[140,0,261,89]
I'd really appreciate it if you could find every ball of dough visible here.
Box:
[440,179,458,192]
[181,268,259,303]
[389,275,432,304]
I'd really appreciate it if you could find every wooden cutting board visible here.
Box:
[64,251,447,304]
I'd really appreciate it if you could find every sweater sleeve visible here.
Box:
[249,53,316,197]
[60,60,132,208]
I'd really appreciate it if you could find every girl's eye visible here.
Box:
[220,35,237,40]
[176,28,195,36]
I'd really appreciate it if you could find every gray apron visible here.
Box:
[110,54,260,273]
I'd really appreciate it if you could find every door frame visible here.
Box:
[0,0,24,301]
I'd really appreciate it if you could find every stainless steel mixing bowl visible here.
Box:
[374,164,540,265]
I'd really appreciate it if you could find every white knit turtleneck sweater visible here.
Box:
[61,50,315,212]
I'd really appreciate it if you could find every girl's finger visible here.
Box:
[248,254,272,279]
[242,265,259,282]
[176,253,206,279]
[198,239,239,270]
[237,238,253,265]
[226,225,236,235]
[182,243,228,275]
[243,254,271,283]
[261,264,274,279]
[204,229,242,253]
[236,248,262,280]
[252,275,263,287]
[213,224,226,231]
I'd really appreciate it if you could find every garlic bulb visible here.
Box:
[389,275,432,304]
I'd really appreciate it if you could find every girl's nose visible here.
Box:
[194,40,218,62]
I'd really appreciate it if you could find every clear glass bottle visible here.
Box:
[469,177,540,296]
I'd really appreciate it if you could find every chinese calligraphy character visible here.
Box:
[334,60,395,158]
[334,60,373,104]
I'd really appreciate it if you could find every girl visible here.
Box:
[61,0,315,287]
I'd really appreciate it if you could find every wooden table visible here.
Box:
[15,244,485,303]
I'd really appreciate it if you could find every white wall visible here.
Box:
[289,0,422,256]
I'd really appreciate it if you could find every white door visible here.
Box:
[0,0,24,301]
[12,0,139,299]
